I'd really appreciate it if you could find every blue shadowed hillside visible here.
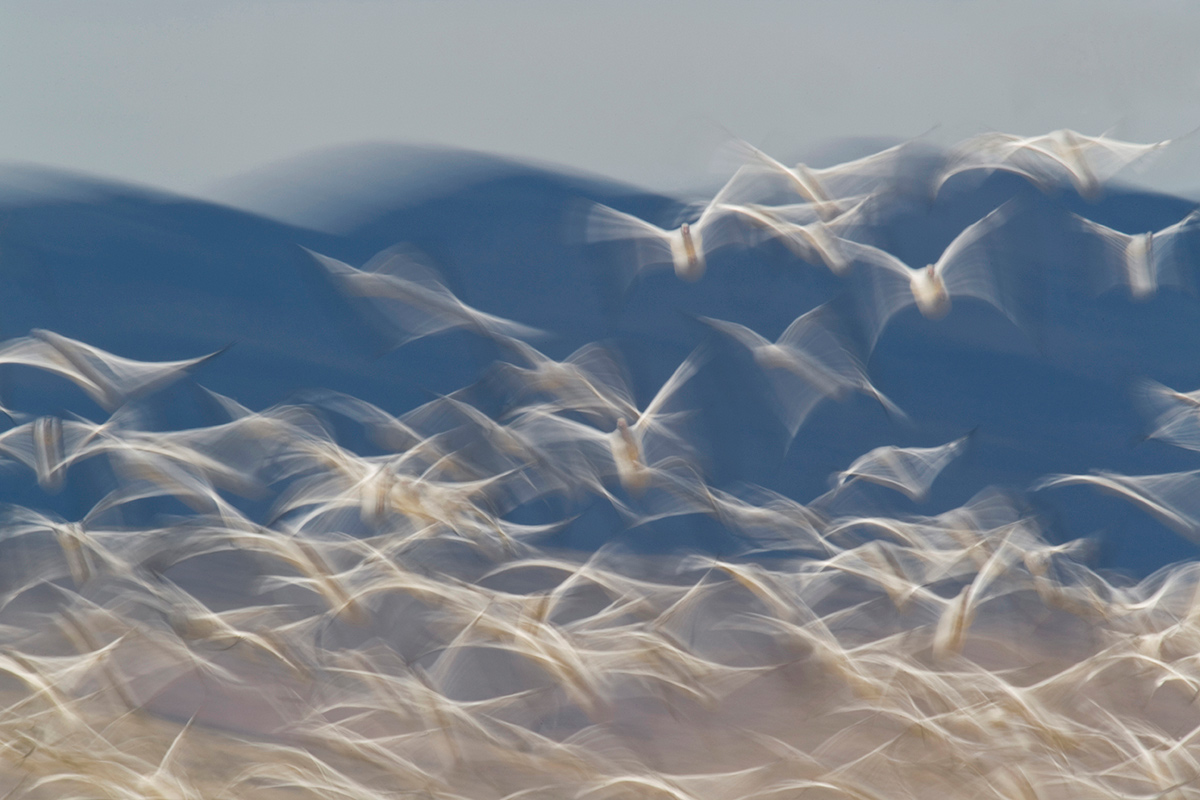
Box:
[2,147,1199,577]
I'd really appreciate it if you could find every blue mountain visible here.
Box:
[1,148,1199,577]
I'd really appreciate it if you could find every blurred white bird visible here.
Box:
[585,168,758,282]
[725,137,917,219]
[841,201,1020,349]
[936,129,1173,201]
[700,305,905,443]
[0,504,127,588]
[1072,209,1200,299]
[602,348,708,495]
[1033,469,1200,544]
[0,415,112,491]
[832,432,972,502]
[721,196,874,275]
[932,533,1018,659]
[511,348,708,494]
[0,330,228,412]
[491,339,636,425]
[1138,379,1200,453]
[304,244,546,348]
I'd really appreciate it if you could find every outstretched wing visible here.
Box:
[835,434,971,501]
[1033,469,1200,544]
[939,201,1030,330]
[1060,130,1173,185]
[805,140,915,200]
[1137,379,1200,453]
[839,239,916,351]
[305,246,546,348]
[1151,209,1200,295]
[934,132,1039,196]
[20,330,228,412]
[1071,213,1141,297]
[585,203,675,277]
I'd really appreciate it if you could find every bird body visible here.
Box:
[909,264,952,319]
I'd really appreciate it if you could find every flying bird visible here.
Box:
[700,305,905,443]
[721,195,874,275]
[725,137,921,219]
[1072,209,1200,299]
[936,129,1173,201]
[841,201,1021,349]
[585,168,759,282]
[510,348,708,494]
[832,432,973,502]
[0,415,112,491]
[1033,469,1200,545]
[304,244,546,349]
[490,339,636,425]
[0,330,228,412]
[1138,379,1200,453]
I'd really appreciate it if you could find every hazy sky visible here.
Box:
[3,0,1200,201]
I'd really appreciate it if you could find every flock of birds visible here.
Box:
[0,129,1200,798]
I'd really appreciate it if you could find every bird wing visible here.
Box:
[706,164,774,211]
[773,306,888,440]
[722,204,850,272]
[1070,213,1140,297]
[704,314,836,440]
[998,130,1168,196]
[719,140,819,204]
[552,342,637,418]
[299,389,424,452]
[618,350,708,469]
[718,204,800,259]
[838,239,916,351]
[699,316,772,353]
[305,246,545,347]
[804,141,911,199]
[28,330,228,412]
[640,347,708,428]
[304,246,464,344]
[836,434,969,502]
[1137,379,1200,453]
[0,336,106,405]
[585,202,677,277]
[1063,131,1172,182]
[936,201,1016,278]
[693,204,747,255]
[934,133,1042,195]
[742,196,871,228]
[840,238,912,280]
[585,202,670,243]
[759,365,847,444]
[1033,470,1200,544]
[689,167,767,253]
[1150,209,1200,293]
[724,139,795,182]
[938,202,1026,326]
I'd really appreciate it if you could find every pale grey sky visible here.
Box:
[2,0,1199,203]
